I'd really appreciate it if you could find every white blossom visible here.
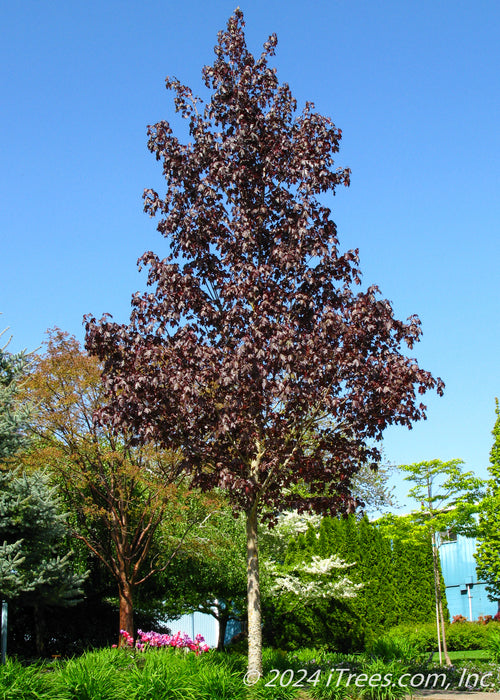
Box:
[273,510,322,537]
[265,556,362,601]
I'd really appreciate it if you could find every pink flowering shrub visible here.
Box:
[114,629,210,654]
[451,614,468,624]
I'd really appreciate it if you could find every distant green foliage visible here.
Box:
[383,623,439,652]
[476,399,500,599]
[157,508,248,650]
[446,620,494,651]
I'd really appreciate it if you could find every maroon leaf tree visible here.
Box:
[85,10,444,673]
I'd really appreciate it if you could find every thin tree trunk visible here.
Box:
[217,610,229,652]
[434,593,442,665]
[118,578,134,645]
[246,501,263,677]
[431,533,442,664]
[431,532,451,666]
[33,603,46,656]
[438,590,451,665]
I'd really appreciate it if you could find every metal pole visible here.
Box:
[468,584,473,621]
[1,601,7,665]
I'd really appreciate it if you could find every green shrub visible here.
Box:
[384,620,499,653]
[384,623,437,652]
[446,621,489,650]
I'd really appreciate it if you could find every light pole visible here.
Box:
[1,601,7,665]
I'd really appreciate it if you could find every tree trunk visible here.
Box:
[217,609,229,652]
[33,603,46,656]
[438,590,451,666]
[431,534,442,664]
[118,578,134,645]
[431,532,451,666]
[246,501,263,677]
[434,592,442,665]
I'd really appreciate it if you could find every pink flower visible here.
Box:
[112,628,210,653]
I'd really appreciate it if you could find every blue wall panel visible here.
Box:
[166,611,219,647]
[165,611,242,648]
[439,534,498,620]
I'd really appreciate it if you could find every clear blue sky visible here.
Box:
[1,0,498,507]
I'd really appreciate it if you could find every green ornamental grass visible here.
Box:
[0,658,55,700]
[486,629,500,663]
[3,643,500,699]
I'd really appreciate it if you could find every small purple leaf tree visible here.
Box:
[85,10,444,674]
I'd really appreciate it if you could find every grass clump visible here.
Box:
[0,658,56,700]
[54,648,129,700]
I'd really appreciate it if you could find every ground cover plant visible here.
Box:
[3,638,500,700]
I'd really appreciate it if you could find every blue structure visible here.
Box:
[165,610,241,648]
[439,531,498,620]
[166,611,219,647]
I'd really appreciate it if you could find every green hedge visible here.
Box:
[385,621,500,652]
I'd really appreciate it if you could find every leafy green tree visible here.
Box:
[0,470,86,654]
[20,329,206,642]
[398,459,485,665]
[160,508,248,651]
[475,399,500,603]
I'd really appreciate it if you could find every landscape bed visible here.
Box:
[2,646,500,700]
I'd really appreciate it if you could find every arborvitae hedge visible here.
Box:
[264,514,447,651]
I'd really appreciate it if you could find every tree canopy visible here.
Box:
[85,10,444,673]
[20,329,197,641]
